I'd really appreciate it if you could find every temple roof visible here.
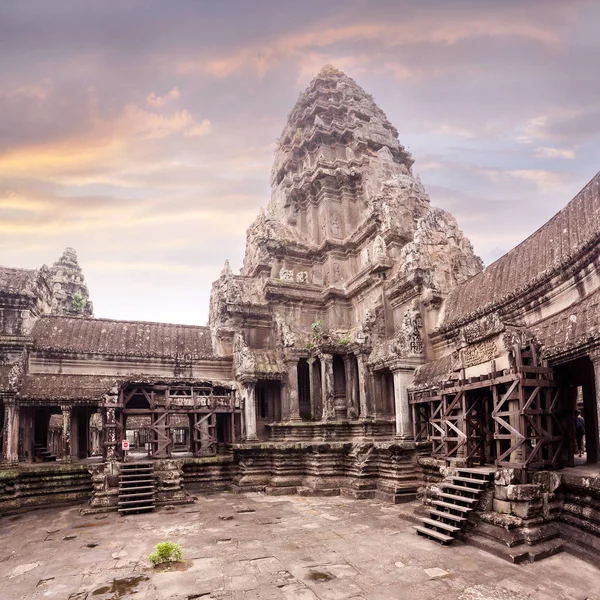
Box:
[441,170,600,328]
[31,315,215,359]
[411,354,455,390]
[0,266,38,297]
[270,64,413,197]
[17,373,121,402]
[532,287,600,360]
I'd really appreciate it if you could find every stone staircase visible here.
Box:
[118,462,155,515]
[414,467,494,545]
[33,443,57,462]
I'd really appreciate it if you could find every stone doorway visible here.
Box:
[555,356,599,466]
[297,358,312,420]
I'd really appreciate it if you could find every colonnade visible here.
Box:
[240,352,415,441]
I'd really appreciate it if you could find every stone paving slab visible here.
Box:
[0,492,599,599]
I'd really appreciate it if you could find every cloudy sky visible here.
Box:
[1,0,599,325]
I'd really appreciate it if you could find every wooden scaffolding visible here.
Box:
[410,343,568,472]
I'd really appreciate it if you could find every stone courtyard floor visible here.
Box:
[1,493,599,600]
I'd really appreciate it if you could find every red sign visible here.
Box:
[122,440,130,451]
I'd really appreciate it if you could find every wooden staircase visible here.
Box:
[118,462,155,515]
[414,467,494,545]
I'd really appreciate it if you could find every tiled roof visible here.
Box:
[17,374,121,401]
[31,316,215,359]
[0,266,38,297]
[411,354,455,390]
[532,288,600,360]
[442,170,600,328]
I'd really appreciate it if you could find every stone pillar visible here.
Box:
[356,353,370,418]
[589,354,600,463]
[19,407,34,462]
[71,408,79,460]
[392,370,413,439]
[61,405,72,462]
[307,357,315,419]
[285,361,301,421]
[104,406,117,462]
[321,354,334,420]
[244,381,259,441]
[2,401,20,465]
[344,355,356,418]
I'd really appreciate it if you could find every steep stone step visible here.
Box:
[431,500,473,513]
[452,476,488,487]
[413,525,453,544]
[427,508,466,524]
[420,517,460,534]
[118,505,155,514]
[456,468,494,480]
[442,483,481,496]
[118,463,155,515]
[438,492,478,505]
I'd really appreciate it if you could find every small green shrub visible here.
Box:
[339,336,351,345]
[149,541,183,566]
[71,293,88,314]
[306,342,314,350]
[311,320,323,340]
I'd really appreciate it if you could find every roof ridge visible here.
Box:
[37,314,210,329]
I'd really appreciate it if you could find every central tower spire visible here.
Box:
[268,66,414,244]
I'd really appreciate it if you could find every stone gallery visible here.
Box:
[1,66,599,565]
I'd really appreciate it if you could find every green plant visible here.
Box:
[311,319,323,340]
[148,541,183,566]
[306,342,314,350]
[71,293,87,314]
[339,335,351,345]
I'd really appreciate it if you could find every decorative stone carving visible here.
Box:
[330,212,341,238]
[393,303,424,357]
[373,235,387,260]
[332,263,341,283]
[7,355,25,392]
[360,247,370,266]
[275,314,296,348]
[296,271,308,283]
[279,268,294,282]
[234,333,256,375]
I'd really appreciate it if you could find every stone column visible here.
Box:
[307,357,315,419]
[2,401,20,465]
[344,355,355,418]
[392,370,413,439]
[243,381,259,441]
[589,354,600,462]
[285,361,301,421]
[104,406,117,462]
[356,353,370,418]
[321,355,334,420]
[61,405,72,462]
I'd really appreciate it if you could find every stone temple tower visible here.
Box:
[48,247,94,317]
[211,65,482,439]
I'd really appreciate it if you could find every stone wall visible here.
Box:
[0,464,93,514]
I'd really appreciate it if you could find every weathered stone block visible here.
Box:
[532,471,562,493]
[495,485,509,501]
[511,500,542,519]
[506,484,541,502]
[493,498,512,514]
[495,468,522,486]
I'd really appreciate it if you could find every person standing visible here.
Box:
[574,410,585,457]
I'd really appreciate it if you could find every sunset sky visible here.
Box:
[2,0,599,325]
